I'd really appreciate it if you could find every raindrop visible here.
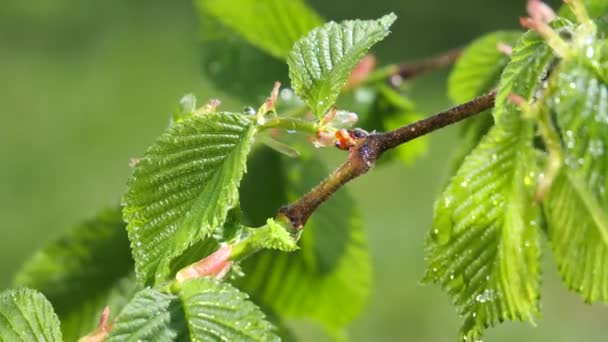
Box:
[565,130,575,149]
[243,106,256,115]
[588,139,604,157]
[475,289,496,303]
[444,195,454,207]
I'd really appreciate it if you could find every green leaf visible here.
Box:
[13,207,137,341]
[198,0,323,59]
[245,218,300,252]
[448,31,521,103]
[544,59,608,303]
[448,110,494,174]
[108,278,279,341]
[237,149,371,331]
[426,121,541,341]
[560,0,608,20]
[288,14,396,118]
[425,28,557,339]
[0,288,62,341]
[493,23,566,123]
[122,112,257,286]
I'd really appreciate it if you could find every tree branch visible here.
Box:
[279,91,496,229]
[394,48,462,80]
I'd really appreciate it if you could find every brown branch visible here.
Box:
[279,91,496,229]
[394,48,462,81]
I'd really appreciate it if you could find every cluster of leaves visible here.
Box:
[1,0,399,340]
[425,1,608,340]
[1,0,607,341]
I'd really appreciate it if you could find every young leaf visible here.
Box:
[425,28,558,339]
[108,278,279,341]
[243,218,300,252]
[493,22,568,123]
[448,31,522,103]
[13,207,136,341]
[122,112,257,286]
[544,60,608,303]
[0,288,62,341]
[238,149,371,332]
[198,0,323,59]
[288,14,396,118]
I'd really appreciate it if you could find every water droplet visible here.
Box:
[475,289,496,303]
[589,139,604,157]
[449,274,455,280]
[444,195,454,207]
[565,130,575,149]
[460,180,468,188]
[243,106,256,115]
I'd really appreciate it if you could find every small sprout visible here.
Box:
[496,42,513,56]
[335,129,367,150]
[265,81,281,111]
[526,0,556,23]
[129,158,140,168]
[257,82,282,125]
[78,306,112,342]
[179,93,197,114]
[519,16,571,57]
[203,99,221,113]
[176,244,233,282]
[310,130,335,148]
[322,107,338,126]
[508,93,536,119]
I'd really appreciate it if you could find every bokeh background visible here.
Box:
[1,0,606,340]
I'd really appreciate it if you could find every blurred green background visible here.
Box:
[0,0,605,340]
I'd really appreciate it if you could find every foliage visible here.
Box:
[2,1,608,341]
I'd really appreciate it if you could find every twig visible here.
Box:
[394,48,462,80]
[279,91,496,229]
